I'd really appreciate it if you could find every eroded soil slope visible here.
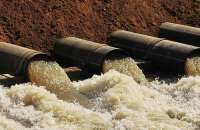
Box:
[0,0,199,52]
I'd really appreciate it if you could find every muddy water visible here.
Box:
[0,71,200,129]
[27,61,91,108]
[185,57,200,76]
[0,59,200,129]
[102,57,147,84]
[1,84,112,130]
[75,71,200,130]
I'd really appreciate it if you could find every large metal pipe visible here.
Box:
[109,30,200,74]
[109,30,163,59]
[150,40,200,73]
[53,37,128,74]
[159,22,200,46]
[0,42,50,76]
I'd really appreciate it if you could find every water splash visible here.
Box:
[185,56,200,76]
[0,59,199,129]
[27,60,91,108]
[102,57,147,83]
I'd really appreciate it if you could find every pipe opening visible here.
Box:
[26,54,52,80]
[100,49,129,72]
[102,50,147,83]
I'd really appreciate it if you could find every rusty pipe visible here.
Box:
[53,37,128,74]
[159,22,200,46]
[109,30,163,59]
[0,42,51,76]
[150,40,200,73]
[109,30,200,74]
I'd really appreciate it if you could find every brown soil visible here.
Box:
[0,0,199,53]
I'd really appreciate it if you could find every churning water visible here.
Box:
[185,57,200,76]
[102,57,147,84]
[0,60,200,130]
[27,61,91,108]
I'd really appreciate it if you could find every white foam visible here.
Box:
[102,57,147,83]
[185,57,200,76]
[0,62,200,129]
[28,61,91,108]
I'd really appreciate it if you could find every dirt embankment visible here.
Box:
[0,0,199,52]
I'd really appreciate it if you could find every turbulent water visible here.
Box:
[102,57,147,84]
[185,57,200,76]
[0,60,200,129]
[27,61,91,108]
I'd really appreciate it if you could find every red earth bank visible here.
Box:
[0,0,199,52]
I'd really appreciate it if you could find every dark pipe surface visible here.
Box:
[109,30,163,59]
[53,37,128,74]
[0,42,50,76]
[159,22,200,46]
[150,40,200,73]
[135,60,152,74]
[109,30,200,74]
